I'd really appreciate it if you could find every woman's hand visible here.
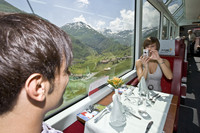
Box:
[140,55,150,68]
[136,56,150,81]
[149,50,161,61]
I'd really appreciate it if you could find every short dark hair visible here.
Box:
[0,13,73,115]
[143,36,160,50]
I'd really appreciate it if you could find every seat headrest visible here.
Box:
[159,39,185,56]
[159,40,175,56]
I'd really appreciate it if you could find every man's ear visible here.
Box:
[25,73,48,102]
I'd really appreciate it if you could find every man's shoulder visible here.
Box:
[192,33,196,37]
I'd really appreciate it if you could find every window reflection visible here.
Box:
[142,0,160,39]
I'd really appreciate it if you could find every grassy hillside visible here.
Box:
[69,35,96,59]
[0,0,23,13]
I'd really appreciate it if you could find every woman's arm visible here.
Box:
[157,58,173,80]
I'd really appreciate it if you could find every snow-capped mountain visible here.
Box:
[100,29,134,46]
[63,21,94,32]
[61,22,126,54]
[61,21,157,58]
[142,27,159,37]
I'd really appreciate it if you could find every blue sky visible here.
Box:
[5,0,179,32]
[5,0,135,32]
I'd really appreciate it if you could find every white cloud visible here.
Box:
[77,0,89,5]
[54,5,93,15]
[109,18,123,32]
[73,15,87,24]
[120,9,135,29]
[98,14,114,20]
[95,20,106,31]
[107,9,134,33]
[168,4,179,14]
[77,0,89,7]
[142,1,160,28]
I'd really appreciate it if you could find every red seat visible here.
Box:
[127,77,139,86]
[175,39,188,98]
[160,56,182,100]
[176,39,187,77]
[63,121,84,133]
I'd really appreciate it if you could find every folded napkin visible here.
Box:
[109,94,126,127]
[138,76,149,96]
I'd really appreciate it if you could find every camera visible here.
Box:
[143,49,149,57]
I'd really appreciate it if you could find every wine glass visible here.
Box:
[138,91,149,117]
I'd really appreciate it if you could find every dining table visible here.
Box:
[84,86,178,133]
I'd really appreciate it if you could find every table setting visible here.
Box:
[84,77,173,133]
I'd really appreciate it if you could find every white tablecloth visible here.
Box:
[84,87,173,133]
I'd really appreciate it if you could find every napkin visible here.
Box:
[138,76,149,96]
[109,94,126,127]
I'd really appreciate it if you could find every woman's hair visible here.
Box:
[143,36,160,50]
[0,13,73,115]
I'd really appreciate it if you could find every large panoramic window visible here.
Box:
[2,0,135,117]
[142,0,160,40]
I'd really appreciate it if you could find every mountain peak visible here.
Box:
[64,21,93,30]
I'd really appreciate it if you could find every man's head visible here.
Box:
[188,30,192,34]
[0,13,73,115]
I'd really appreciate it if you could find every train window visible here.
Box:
[1,0,136,117]
[167,0,183,14]
[162,16,169,40]
[174,7,184,21]
[142,0,160,39]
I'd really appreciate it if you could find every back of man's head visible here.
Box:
[188,30,192,34]
[0,13,73,115]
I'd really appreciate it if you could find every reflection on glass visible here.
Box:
[142,0,160,39]
[162,17,169,40]
[2,0,135,117]
[168,0,183,14]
